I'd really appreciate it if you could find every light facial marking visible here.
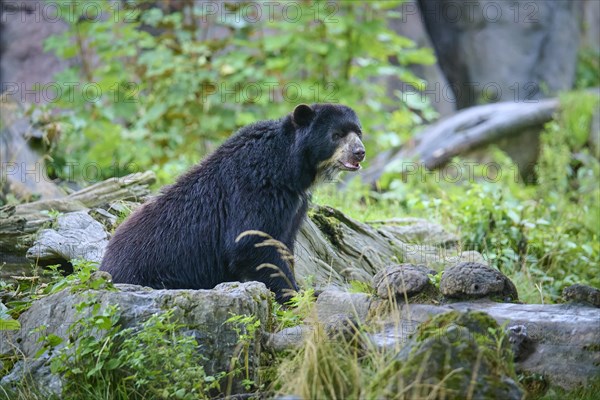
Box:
[315,131,365,185]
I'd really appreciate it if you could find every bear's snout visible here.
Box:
[348,132,366,163]
[353,147,365,161]
[352,143,366,162]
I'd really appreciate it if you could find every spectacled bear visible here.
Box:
[100,104,365,303]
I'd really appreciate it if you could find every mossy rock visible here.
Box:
[562,284,600,307]
[370,311,523,400]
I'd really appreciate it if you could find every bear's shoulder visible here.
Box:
[229,118,288,141]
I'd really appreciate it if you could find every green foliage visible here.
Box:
[0,260,108,321]
[273,289,316,330]
[575,49,600,89]
[48,259,114,295]
[115,205,133,226]
[226,313,261,390]
[0,310,20,332]
[40,209,63,229]
[427,271,443,289]
[44,305,221,400]
[41,0,434,184]
[348,280,375,295]
[486,321,514,375]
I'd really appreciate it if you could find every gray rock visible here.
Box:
[440,262,518,301]
[295,206,433,288]
[507,324,535,362]
[264,325,310,352]
[26,211,109,264]
[1,354,62,396]
[375,218,459,246]
[89,207,119,230]
[420,0,579,108]
[321,314,362,344]
[372,264,436,299]
[0,281,271,395]
[316,290,371,325]
[562,284,600,307]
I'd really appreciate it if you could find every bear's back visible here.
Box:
[100,117,294,289]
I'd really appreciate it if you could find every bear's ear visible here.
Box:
[292,104,315,127]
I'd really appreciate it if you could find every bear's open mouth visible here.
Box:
[339,160,361,171]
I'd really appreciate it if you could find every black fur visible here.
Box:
[100,104,364,303]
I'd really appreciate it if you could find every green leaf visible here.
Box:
[506,209,520,224]
[46,334,64,347]
[0,317,19,331]
[263,34,293,52]
[94,316,115,330]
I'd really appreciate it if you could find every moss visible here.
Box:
[583,343,600,352]
[402,284,442,304]
[416,311,499,342]
[308,206,344,247]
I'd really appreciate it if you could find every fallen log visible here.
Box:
[0,171,156,274]
[9,170,156,219]
[414,98,558,169]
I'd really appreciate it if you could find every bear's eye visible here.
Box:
[332,131,344,139]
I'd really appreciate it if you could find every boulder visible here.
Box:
[295,207,459,287]
[420,0,580,108]
[372,264,437,300]
[315,290,371,325]
[315,291,600,390]
[440,262,518,301]
[562,283,600,307]
[0,281,272,396]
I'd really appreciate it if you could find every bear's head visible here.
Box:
[292,103,366,184]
